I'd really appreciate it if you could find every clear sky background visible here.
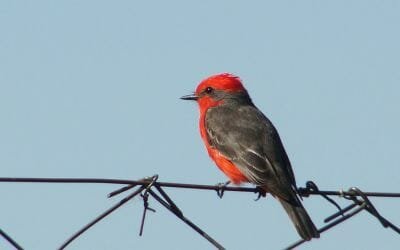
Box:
[1,1,399,250]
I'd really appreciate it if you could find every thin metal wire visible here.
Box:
[324,203,358,223]
[0,228,24,250]
[104,177,225,249]
[154,185,183,216]
[346,187,400,234]
[58,185,146,250]
[1,176,399,250]
[0,177,258,193]
[285,185,400,249]
[139,191,155,236]
[299,188,400,198]
[301,181,343,213]
[148,188,225,250]
[285,202,367,250]
[138,176,159,236]
[1,177,400,197]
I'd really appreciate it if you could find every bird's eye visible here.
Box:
[205,87,213,94]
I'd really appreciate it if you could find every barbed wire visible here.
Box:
[0,176,399,249]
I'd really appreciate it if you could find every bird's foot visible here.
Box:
[254,186,267,201]
[216,181,231,198]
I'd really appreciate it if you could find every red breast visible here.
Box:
[195,73,249,184]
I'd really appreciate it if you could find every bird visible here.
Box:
[181,73,320,240]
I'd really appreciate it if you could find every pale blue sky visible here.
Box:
[0,1,399,249]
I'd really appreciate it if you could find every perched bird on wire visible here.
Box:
[181,73,320,240]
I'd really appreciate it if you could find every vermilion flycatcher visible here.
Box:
[181,73,319,240]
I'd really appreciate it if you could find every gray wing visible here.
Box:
[205,104,298,202]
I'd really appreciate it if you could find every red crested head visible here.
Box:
[181,73,251,112]
[195,73,246,95]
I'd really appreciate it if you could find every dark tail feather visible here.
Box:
[278,197,320,240]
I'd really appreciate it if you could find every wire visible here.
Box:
[1,177,399,197]
[0,228,23,250]
[285,184,400,250]
[0,177,257,194]
[0,176,399,250]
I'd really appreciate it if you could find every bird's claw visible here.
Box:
[254,186,267,201]
[216,181,231,198]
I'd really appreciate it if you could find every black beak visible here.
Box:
[180,93,198,101]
